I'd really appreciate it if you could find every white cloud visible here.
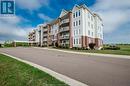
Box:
[16,0,49,11]
[91,0,130,33]
[0,16,34,41]
[38,13,53,22]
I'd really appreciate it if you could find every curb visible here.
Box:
[1,53,88,86]
[34,47,130,59]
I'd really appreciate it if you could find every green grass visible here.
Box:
[53,44,130,56]
[0,54,68,86]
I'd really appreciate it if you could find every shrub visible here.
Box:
[104,45,120,50]
[55,42,58,47]
[89,43,96,50]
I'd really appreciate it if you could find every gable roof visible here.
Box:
[59,9,69,18]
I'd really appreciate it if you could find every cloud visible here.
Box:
[38,13,53,22]
[91,0,130,33]
[0,16,34,41]
[16,0,50,11]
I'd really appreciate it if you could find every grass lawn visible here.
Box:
[0,54,68,86]
[53,44,130,56]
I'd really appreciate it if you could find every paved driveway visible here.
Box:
[0,47,130,86]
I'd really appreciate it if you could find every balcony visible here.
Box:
[60,35,69,40]
[43,28,48,32]
[59,27,69,33]
[60,19,69,25]
[43,38,47,42]
[60,41,69,46]
[43,34,48,37]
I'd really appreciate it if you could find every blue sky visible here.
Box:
[0,0,130,44]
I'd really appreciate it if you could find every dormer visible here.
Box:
[72,4,80,12]
[59,9,68,18]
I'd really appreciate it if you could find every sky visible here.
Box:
[0,0,130,44]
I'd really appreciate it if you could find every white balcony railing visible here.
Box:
[60,35,69,39]
[43,34,48,37]
[59,27,69,32]
[60,19,69,25]
[43,38,47,41]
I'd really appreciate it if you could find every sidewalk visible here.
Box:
[34,47,130,59]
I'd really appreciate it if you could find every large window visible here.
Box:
[76,21,78,26]
[88,13,90,19]
[88,22,90,27]
[74,39,75,44]
[79,29,80,34]
[79,20,80,25]
[79,10,80,16]
[74,22,75,26]
[92,32,93,36]
[91,16,93,21]
[73,13,75,18]
[76,12,78,17]
[76,30,78,35]
[91,24,93,29]
[88,30,90,35]
[76,39,78,44]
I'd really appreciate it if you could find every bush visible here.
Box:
[89,43,96,50]
[55,42,58,47]
[4,43,13,47]
[104,45,120,50]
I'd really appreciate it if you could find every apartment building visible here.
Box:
[29,4,103,49]
[72,4,103,49]
[28,30,37,46]
[58,9,73,48]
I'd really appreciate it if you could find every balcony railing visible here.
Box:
[43,38,47,41]
[59,27,69,32]
[60,35,69,40]
[43,34,48,37]
[60,19,69,25]
[43,28,48,32]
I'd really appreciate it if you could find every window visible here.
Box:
[88,13,90,18]
[91,24,93,29]
[98,33,100,38]
[79,10,80,16]
[79,29,80,34]
[74,22,75,26]
[92,32,93,36]
[73,13,75,18]
[91,16,93,21]
[76,12,78,17]
[79,38,80,44]
[88,30,90,35]
[88,22,90,27]
[76,39,78,44]
[100,34,102,38]
[98,26,100,30]
[76,21,78,26]
[74,39,75,44]
[76,30,78,34]
[79,20,80,25]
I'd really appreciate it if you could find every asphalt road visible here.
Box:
[0,47,130,86]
